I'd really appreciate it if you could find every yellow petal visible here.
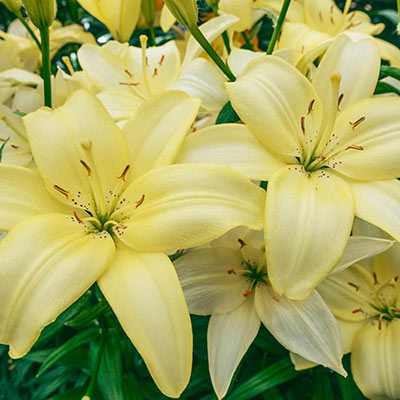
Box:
[227,47,265,77]
[0,164,71,231]
[174,247,249,315]
[219,0,253,31]
[96,91,143,122]
[160,4,176,32]
[0,214,115,358]
[98,247,191,398]
[171,58,228,112]
[373,241,400,286]
[350,179,400,242]
[289,352,317,371]
[226,56,323,158]
[176,124,288,181]
[122,91,200,179]
[325,98,400,181]
[317,264,375,322]
[338,318,367,354]
[255,285,346,375]
[119,164,265,252]
[312,34,380,116]
[208,299,260,399]
[24,90,130,212]
[303,0,342,35]
[374,37,400,68]
[351,321,400,400]
[266,166,354,300]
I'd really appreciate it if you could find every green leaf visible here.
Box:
[370,9,399,25]
[37,327,101,377]
[33,366,74,400]
[216,101,240,125]
[374,81,400,96]
[311,369,334,400]
[380,65,400,81]
[65,301,110,327]
[227,358,301,400]
[122,373,143,400]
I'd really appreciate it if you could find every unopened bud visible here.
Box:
[1,0,22,14]
[163,0,198,27]
[22,0,54,28]
[141,0,156,28]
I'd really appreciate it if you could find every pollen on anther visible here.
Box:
[238,238,246,248]
[307,99,315,115]
[54,184,69,199]
[227,268,236,275]
[345,145,364,151]
[300,116,306,135]
[117,164,131,182]
[337,93,344,111]
[73,211,84,224]
[80,160,92,176]
[350,116,366,130]
[136,194,145,208]
[159,54,165,66]
[243,290,253,298]
[348,282,360,291]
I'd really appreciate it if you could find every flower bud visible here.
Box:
[1,0,22,14]
[141,0,156,28]
[163,0,198,27]
[22,0,55,28]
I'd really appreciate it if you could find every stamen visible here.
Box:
[73,211,84,224]
[117,164,131,182]
[349,116,366,130]
[345,145,364,151]
[153,68,158,77]
[243,290,253,298]
[319,11,323,22]
[348,282,360,291]
[61,56,75,75]
[307,99,315,115]
[124,69,133,78]
[300,116,306,135]
[140,35,154,97]
[0,115,25,137]
[80,160,92,176]
[352,307,362,314]
[330,16,335,24]
[227,268,236,275]
[373,272,379,285]
[136,194,145,208]
[119,82,140,87]
[10,144,19,149]
[159,54,165,66]
[238,238,246,248]
[54,184,69,199]
[337,93,344,111]
[272,296,280,303]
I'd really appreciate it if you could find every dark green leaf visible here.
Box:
[37,327,101,377]
[380,65,400,81]
[374,81,400,96]
[216,101,240,125]
[122,373,143,400]
[65,301,110,327]
[311,369,334,400]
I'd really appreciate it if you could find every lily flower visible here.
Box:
[318,226,400,399]
[0,19,96,72]
[257,0,400,67]
[0,89,265,397]
[177,34,400,300]
[76,0,141,43]
[174,226,393,399]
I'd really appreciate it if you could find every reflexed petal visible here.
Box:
[174,247,248,315]
[24,90,130,211]
[98,247,192,398]
[0,214,115,358]
[96,91,143,122]
[176,124,288,181]
[228,47,265,77]
[226,56,323,158]
[374,37,400,67]
[123,91,200,179]
[332,236,394,275]
[208,299,260,399]
[219,0,253,31]
[183,14,240,65]
[374,241,400,285]
[171,58,228,112]
[119,164,265,252]
[350,179,400,242]
[290,353,317,371]
[312,34,380,116]
[0,164,72,231]
[266,166,354,300]
[338,318,368,354]
[351,321,400,400]
[160,4,176,32]
[317,264,375,322]
[325,98,400,181]
[303,0,342,35]
[255,285,345,375]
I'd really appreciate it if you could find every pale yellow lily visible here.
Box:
[259,0,400,66]
[174,226,393,399]
[0,89,265,397]
[318,225,400,399]
[177,34,400,300]
[0,19,96,72]
[76,0,141,42]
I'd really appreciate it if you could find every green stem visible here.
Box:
[211,5,231,54]
[241,31,253,50]
[39,26,52,108]
[148,26,156,47]
[398,0,400,30]
[16,13,41,50]
[188,24,236,81]
[84,335,105,399]
[267,0,291,55]
[67,0,79,22]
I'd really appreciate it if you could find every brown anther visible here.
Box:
[330,16,335,24]
[227,268,236,275]
[272,296,280,303]
[373,272,379,285]
[320,156,327,161]
[119,82,140,87]
[349,10,356,20]
[159,54,165,66]
[330,4,334,13]
[0,138,6,142]
[243,290,253,298]
[153,68,158,77]
[238,238,246,248]
[54,184,69,199]
[350,116,366,130]
[73,211,84,224]
[345,145,364,151]
[124,69,133,78]
[337,93,344,111]
[118,164,131,182]
[10,144,19,149]
[352,308,362,314]
[136,194,145,208]
[118,222,128,230]
[348,282,360,291]
[389,276,399,287]
[80,160,92,176]
[319,11,323,21]
[307,99,315,115]
[378,318,383,331]
[301,116,306,135]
